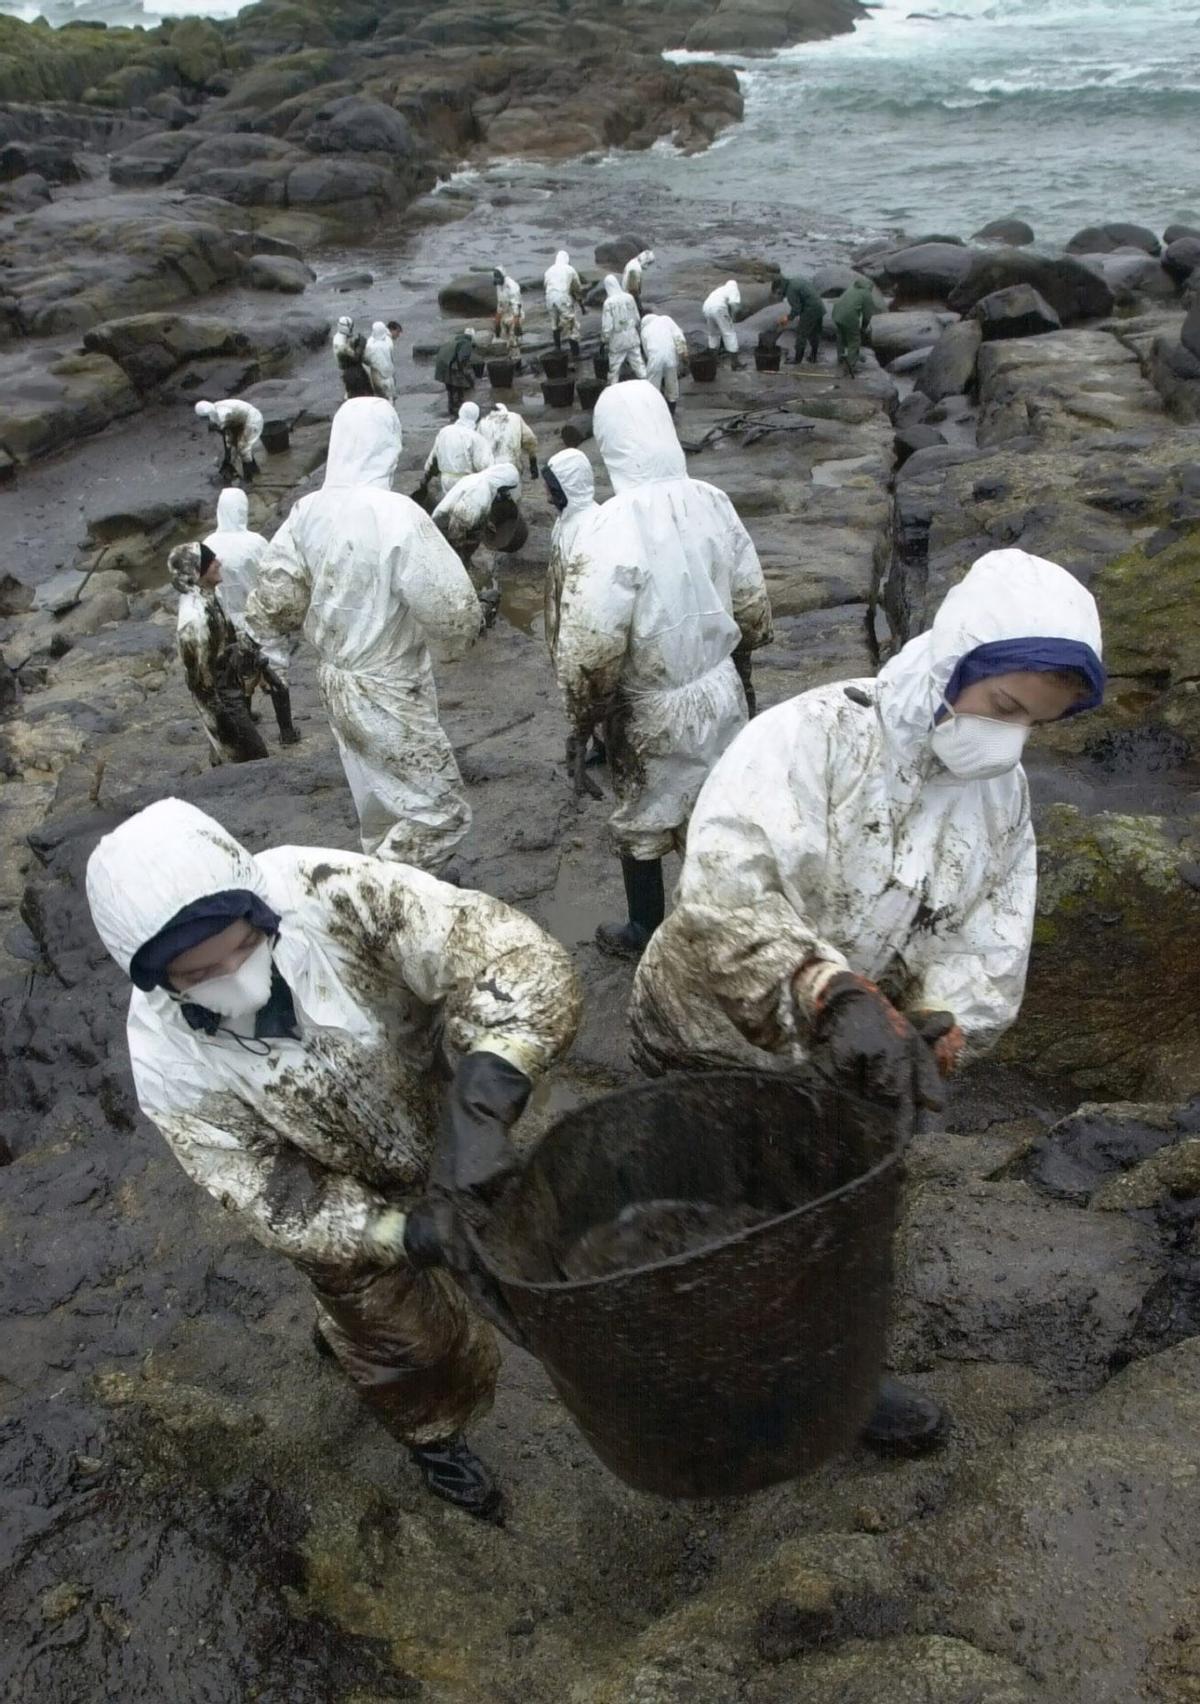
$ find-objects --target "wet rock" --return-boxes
[894,423,945,466]
[1066,220,1161,257]
[1025,1101,1183,1203]
[970,284,1060,340]
[437,271,498,316]
[862,241,973,304]
[83,313,251,391]
[322,268,374,291]
[971,217,1035,246]
[143,90,197,129]
[304,96,421,157]
[915,320,981,402]
[286,157,396,210]
[869,310,954,363]
[683,0,866,53]
[594,235,651,268]
[888,348,931,375]
[748,1636,1043,1703]
[244,254,313,294]
[947,247,1115,325]
[895,391,933,429]
[1163,236,1200,289]
[1183,302,1200,361]
[975,329,1162,447]
[812,262,867,296]
[0,138,81,185]
[0,350,138,465]
[109,128,200,186]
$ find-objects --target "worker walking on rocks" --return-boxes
[433,462,524,629]
[245,397,480,874]
[434,328,477,418]
[480,403,539,481]
[420,401,492,504]
[86,796,582,1523]
[543,250,584,357]
[332,315,372,398]
[639,312,689,415]
[544,447,603,782]
[493,266,523,356]
[195,398,264,484]
[170,542,296,763]
[621,248,655,313]
[363,319,398,405]
[832,278,877,378]
[552,382,771,957]
[702,279,744,370]
[204,488,297,739]
[601,274,647,385]
[770,271,825,364]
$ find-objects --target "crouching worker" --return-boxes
[87,798,582,1522]
[630,549,1105,1451]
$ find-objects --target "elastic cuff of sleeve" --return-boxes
[469,1039,540,1081]
[793,958,847,1017]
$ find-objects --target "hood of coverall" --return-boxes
[593,380,686,490]
[336,315,353,334]
[194,401,217,422]
[489,403,509,420]
[555,250,570,266]
[370,319,388,337]
[724,279,741,307]
[636,249,655,267]
[458,401,480,426]
[603,274,623,297]
[485,461,520,496]
[547,448,595,516]
[215,488,249,533]
[322,397,402,491]
[875,549,1104,764]
[87,799,272,976]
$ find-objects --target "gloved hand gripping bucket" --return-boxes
[464,1068,906,1499]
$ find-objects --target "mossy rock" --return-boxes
[0,14,150,103]
[1094,526,1200,683]
[1002,803,1200,1097]
[219,50,336,111]
[166,18,226,87]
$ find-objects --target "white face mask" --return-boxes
[183,937,275,1019]
[930,705,1030,781]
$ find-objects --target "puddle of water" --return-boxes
[498,562,546,636]
[811,454,875,488]
[540,850,620,947]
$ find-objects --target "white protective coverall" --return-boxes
[195,399,264,471]
[543,448,598,664]
[433,462,521,621]
[640,313,689,405]
[543,250,583,342]
[425,401,492,500]
[494,269,523,353]
[479,403,538,478]
[702,280,742,353]
[631,549,1104,1074]
[362,320,397,405]
[204,488,287,675]
[553,382,772,859]
[601,275,647,385]
[86,797,582,1445]
[621,248,655,307]
[244,397,480,872]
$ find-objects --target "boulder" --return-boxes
[888,348,932,375]
[1164,222,1200,245]
[971,217,1035,246]
[947,248,1115,325]
[1078,250,1176,304]
[285,157,393,208]
[0,139,80,185]
[860,241,973,303]
[811,263,866,297]
[868,309,953,363]
[177,133,297,175]
[437,271,499,316]
[916,320,982,402]
[1184,302,1200,361]
[83,313,250,390]
[894,423,944,466]
[243,254,312,294]
[108,129,198,186]
[321,268,374,291]
[1066,221,1161,257]
[183,166,292,207]
[895,391,933,429]
[0,351,138,464]
[304,97,420,157]
[0,171,50,211]
[1163,236,1200,289]
[594,235,650,268]
[143,91,196,129]
[969,284,1060,340]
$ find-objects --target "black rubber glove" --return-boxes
[430,1050,532,1223]
[812,973,944,1112]
[910,1008,966,1079]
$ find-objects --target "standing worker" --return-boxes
[363,319,398,405]
[432,462,524,630]
[420,401,492,504]
[244,398,480,874]
[770,271,826,365]
[832,277,877,378]
[543,447,603,784]
[434,328,477,418]
[639,312,689,416]
[601,274,647,386]
[204,488,295,735]
[480,403,539,481]
[170,543,296,763]
[86,796,582,1521]
[543,249,584,358]
[332,316,371,398]
[552,382,772,957]
[702,280,744,371]
[493,266,523,356]
[621,248,655,313]
[194,398,264,484]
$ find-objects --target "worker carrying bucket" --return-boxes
[405,1065,937,1500]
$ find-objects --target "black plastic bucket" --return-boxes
[488,358,515,389]
[541,378,576,409]
[542,350,570,380]
[577,377,604,410]
[467,1068,905,1499]
[261,419,290,453]
[690,350,718,382]
[754,348,782,372]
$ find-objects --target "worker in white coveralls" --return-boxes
[194,398,264,482]
[244,397,479,873]
[551,381,772,957]
[200,492,298,745]
[600,274,647,385]
[479,403,539,481]
[639,312,689,416]
[621,248,655,311]
[421,401,492,503]
[362,319,398,405]
[492,266,523,355]
[702,279,744,369]
[87,797,582,1522]
[543,249,584,356]
[433,462,524,629]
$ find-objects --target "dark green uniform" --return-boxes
[776,274,825,363]
[831,279,876,377]
[434,332,476,417]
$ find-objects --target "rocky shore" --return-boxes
[3,4,1200,1699]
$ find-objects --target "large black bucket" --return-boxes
[467,1068,905,1499]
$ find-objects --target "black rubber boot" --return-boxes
[553,326,562,351]
[569,338,581,362]
[861,1376,948,1458]
[409,1436,505,1523]
[595,855,665,959]
[269,682,301,746]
